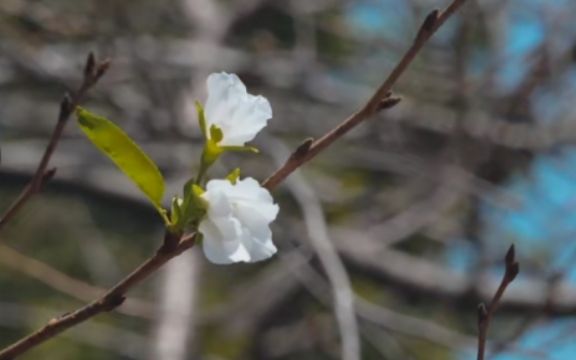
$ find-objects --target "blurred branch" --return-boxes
[0,233,197,360]
[338,239,575,315]
[392,101,576,150]
[366,165,469,249]
[282,248,476,350]
[151,251,199,360]
[0,301,149,359]
[0,243,154,318]
[0,53,109,232]
[265,138,361,360]
[263,0,468,189]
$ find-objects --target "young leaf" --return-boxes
[76,107,166,209]
[195,101,208,138]
[226,168,241,184]
[209,125,223,144]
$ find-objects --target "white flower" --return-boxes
[204,72,272,146]
[199,177,279,264]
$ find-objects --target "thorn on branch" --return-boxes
[416,9,440,43]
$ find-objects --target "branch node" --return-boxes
[377,96,402,111]
[39,168,57,189]
[159,230,181,254]
[102,295,126,311]
[291,137,314,160]
[59,94,73,121]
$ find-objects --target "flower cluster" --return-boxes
[77,72,279,265]
[174,72,279,265]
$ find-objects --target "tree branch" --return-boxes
[0,234,196,360]
[477,245,519,360]
[262,0,467,190]
[0,243,154,318]
[0,53,109,232]
[0,0,468,357]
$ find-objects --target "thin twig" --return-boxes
[0,53,110,231]
[477,245,520,360]
[262,0,467,190]
[0,1,467,357]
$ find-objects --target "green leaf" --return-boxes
[195,101,208,138]
[76,107,166,209]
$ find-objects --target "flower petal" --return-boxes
[203,72,272,146]
[232,178,279,222]
[200,177,279,265]
[200,217,250,264]
[244,235,277,262]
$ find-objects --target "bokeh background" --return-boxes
[2,0,576,359]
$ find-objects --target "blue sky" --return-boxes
[348,0,576,358]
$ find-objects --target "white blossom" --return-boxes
[199,177,279,264]
[204,72,272,146]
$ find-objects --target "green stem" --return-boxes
[195,150,209,185]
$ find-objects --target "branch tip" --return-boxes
[84,52,96,79]
[506,262,520,282]
[505,244,515,266]
[416,9,440,42]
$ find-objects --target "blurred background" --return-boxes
[2,0,576,359]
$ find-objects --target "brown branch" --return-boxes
[0,243,154,319]
[477,245,520,360]
[0,53,110,232]
[0,0,468,357]
[262,0,467,190]
[0,233,197,360]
